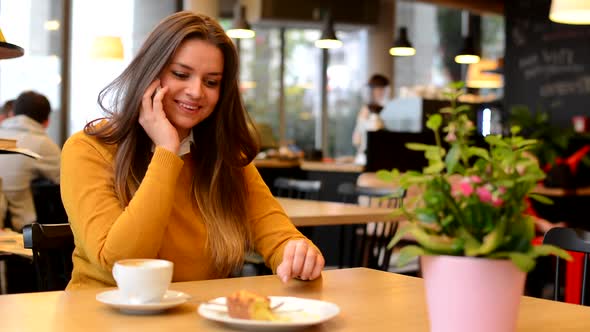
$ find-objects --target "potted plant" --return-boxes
[377,82,571,332]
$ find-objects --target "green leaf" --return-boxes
[423,162,445,174]
[396,245,427,267]
[472,217,506,255]
[455,104,471,114]
[467,147,490,160]
[508,252,536,272]
[388,225,416,249]
[406,143,435,151]
[528,193,553,205]
[426,114,442,131]
[450,81,465,89]
[376,169,396,182]
[510,126,521,135]
[514,139,539,148]
[410,227,464,255]
[445,145,461,173]
[531,244,572,261]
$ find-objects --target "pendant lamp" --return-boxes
[389,27,416,56]
[550,0,590,24]
[455,35,480,64]
[315,11,342,49]
[227,3,255,39]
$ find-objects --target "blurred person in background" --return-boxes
[0,99,14,123]
[0,91,60,231]
[352,74,390,165]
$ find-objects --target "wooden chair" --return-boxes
[543,227,590,305]
[23,222,74,291]
[337,183,405,271]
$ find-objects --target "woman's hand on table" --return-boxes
[277,239,324,283]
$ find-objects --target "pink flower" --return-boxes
[470,175,482,184]
[445,131,457,142]
[452,178,474,197]
[476,186,493,204]
[491,196,504,207]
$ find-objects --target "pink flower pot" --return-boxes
[421,255,526,332]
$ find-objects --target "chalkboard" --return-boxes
[505,0,590,129]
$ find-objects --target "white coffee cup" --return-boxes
[112,259,173,304]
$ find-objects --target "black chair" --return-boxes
[31,180,68,224]
[273,177,322,200]
[23,222,74,291]
[337,183,406,271]
[543,227,590,305]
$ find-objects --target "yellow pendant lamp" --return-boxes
[550,0,590,24]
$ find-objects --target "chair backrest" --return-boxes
[273,177,322,200]
[23,222,74,291]
[543,227,590,305]
[31,180,68,224]
[337,183,406,271]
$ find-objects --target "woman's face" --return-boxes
[159,38,224,140]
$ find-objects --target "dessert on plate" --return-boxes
[226,290,275,321]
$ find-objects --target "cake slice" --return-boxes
[226,290,275,320]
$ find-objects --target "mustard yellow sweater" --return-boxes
[61,131,308,289]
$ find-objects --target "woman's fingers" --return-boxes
[141,79,161,113]
[277,240,324,283]
[290,240,309,276]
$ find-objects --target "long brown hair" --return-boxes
[85,11,260,277]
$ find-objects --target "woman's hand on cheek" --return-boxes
[139,79,180,154]
[276,239,324,284]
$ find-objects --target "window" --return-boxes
[0,0,64,143]
[237,26,366,158]
[68,0,177,136]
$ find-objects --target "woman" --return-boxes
[61,11,324,289]
[352,74,389,165]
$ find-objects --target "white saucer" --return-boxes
[96,289,191,314]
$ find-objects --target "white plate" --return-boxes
[96,289,191,314]
[198,296,340,331]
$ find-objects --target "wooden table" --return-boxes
[0,230,31,258]
[533,183,590,197]
[0,199,395,258]
[0,268,588,331]
[277,198,397,227]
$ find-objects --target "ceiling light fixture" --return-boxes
[315,11,342,49]
[455,36,480,64]
[227,3,255,39]
[389,27,416,57]
[549,0,590,24]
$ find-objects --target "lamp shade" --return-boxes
[91,36,124,60]
[227,4,255,39]
[0,28,24,59]
[455,36,480,64]
[315,12,342,49]
[389,27,416,56]
[550,0,590,24]
[466,58,503,89]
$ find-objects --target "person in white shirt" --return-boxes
[0,91,60,231]
[0,99,14,123]
[352,74,390,165]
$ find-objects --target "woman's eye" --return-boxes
[205,80,220,87]
[172,71,189,79]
